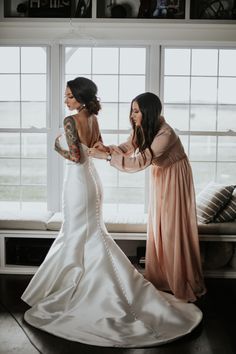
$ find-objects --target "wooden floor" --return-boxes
[0,275,236,354]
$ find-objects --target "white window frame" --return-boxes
[0,44,51,211]
[160,44,236,192]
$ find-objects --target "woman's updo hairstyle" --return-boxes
[67,77,101,115]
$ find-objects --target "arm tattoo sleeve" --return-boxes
[54,116,81,162]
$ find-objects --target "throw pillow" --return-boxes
[196,182,235,224]
[214,189,236,222]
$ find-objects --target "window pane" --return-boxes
[179,135,189,154]
[217,163,236,185]
[0,47,19,73]
[0,102,20,128]
[219,50,236,77]
[164,48,190,75]
[21,186,46,202]
[22,102,47,128]
[120,48,146,74]
[191,77,217,104]
[164,104,189,130]
[98,103,118,130]
[189,136,216,161]
[0,75,20,100]
[0,186,20,202]
[93,75,118,102]
[21,47,47,73]
[21,74,46,101]
[65,74,91,84]
[0,159,20,184]
[192,49,218,76]
[119,76,145,102]
[104,187,144,204]
[164,77,190,103]
[22,133,47,158]
[119,187,144,204]
[64,105,77,117]
[218,137,236,161]
[0,133,20,157]
[119,170,145,188]
[93,48,118,74]
[218,105,236,131]
[218,78,236,104]
[118,133,130,145]
[100,133,118,146]
[65,47,92,75]
[119,103,131,130]
[22,159,47,184]
[103,203,144,215]
[191,162,216,194]
[190,105,217,131]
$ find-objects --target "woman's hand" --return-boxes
[88,148,108,160]
[93,141,110,153]
[54,135,61,150]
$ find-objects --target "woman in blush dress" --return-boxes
[89,92,206,303]
[21,81,203,348]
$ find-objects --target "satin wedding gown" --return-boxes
[21,143,202,348]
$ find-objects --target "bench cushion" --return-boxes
[198,220,236,235]
[46,212,63,231]
[47,212,148,233]
[104,213,148,233]
[47,213,236,234]
[1,211,236,235]
[0,211,53,230]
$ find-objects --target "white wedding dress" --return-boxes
[21,143,202,348]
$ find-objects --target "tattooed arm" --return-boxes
[54,116,81,163]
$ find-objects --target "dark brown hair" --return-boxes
[67,77,101,115]
[130,92,162,162]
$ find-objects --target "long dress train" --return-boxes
[21,144,202,348]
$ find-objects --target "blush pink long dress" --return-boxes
[110,117,206,302]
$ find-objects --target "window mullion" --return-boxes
[47,43,61,212]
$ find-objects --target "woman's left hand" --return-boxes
[88,148,108,160]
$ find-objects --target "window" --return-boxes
[1,44,235,213]
[0,46,48,211]
[63,46,147,215]
[162,47,236,193]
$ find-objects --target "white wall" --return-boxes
[0,17,236,45]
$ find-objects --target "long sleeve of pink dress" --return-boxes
[109,117,206,302]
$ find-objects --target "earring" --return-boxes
[78,104,86,112]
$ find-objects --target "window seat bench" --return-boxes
[0,211,236,278]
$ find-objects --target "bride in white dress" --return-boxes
[21,77,202,348]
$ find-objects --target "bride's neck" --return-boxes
[75,109,90,120]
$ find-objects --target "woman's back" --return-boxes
[72,113,101,148]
